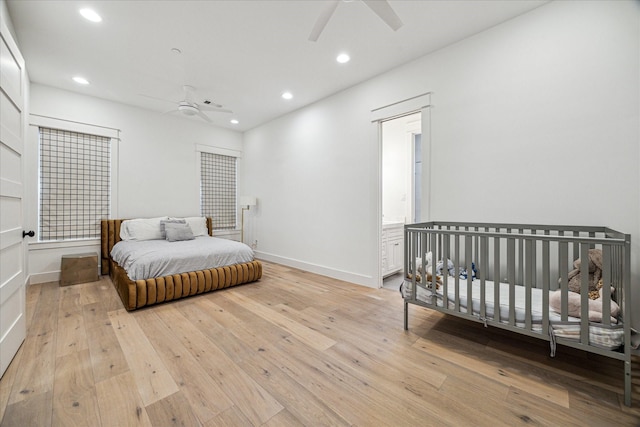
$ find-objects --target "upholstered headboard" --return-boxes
[100,217,213,275]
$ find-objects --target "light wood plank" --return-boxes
[95,371,152,427]
[413,336,570,407]
[145,391,200,427]
[52,349,101,427]
[180,297,261,362]
[0,343,23,423]
[143,303,284,426]
[135,307,234,424]
[238,352,350,426]
[260,334,437,426]
[223,291,337,351]
[55,309,88,357]
[261,408,303,427]
[83,303,129,384]
[2,390,53,427]
[108,309,179,406]
[202,405,253,427]
[7,283,59,406]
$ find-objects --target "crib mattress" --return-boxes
[402,279,624,350]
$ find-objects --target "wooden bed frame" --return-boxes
[100,218,262,311]
[403,221,633,406]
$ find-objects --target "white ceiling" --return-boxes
[6,0,548,132]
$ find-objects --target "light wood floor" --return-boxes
[1,261,639,426]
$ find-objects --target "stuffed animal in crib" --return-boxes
[415,251,433,273]
[405,272,443,290]
[549,281,620,324]
[566,248,603,294]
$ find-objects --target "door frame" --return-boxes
[371,92,432,288]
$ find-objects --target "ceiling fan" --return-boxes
[141,85,232,123]
[309,0,404,42]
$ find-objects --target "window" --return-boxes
[39,127,111,241]
[200,151,237,230]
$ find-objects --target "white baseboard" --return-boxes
[28,255,378,289]
[255,251,377,288]
[29,266,104,286]
[28,271,60,285]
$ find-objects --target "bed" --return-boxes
[402,221,634,406]
[101,217,262,311]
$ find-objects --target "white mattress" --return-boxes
[403,278,624,349]
[111,236,255,280]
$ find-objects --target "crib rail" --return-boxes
[403,221,632,406]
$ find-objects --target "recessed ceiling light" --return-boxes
[79,8,102,23]
[281,91,293,100]
[230,119,239,125]
[72,76,90,85]
[336,53,350,64]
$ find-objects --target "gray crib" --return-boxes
[402,221,632,406]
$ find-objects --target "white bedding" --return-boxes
[403,278,624,349]
[406,278,560,324]
[111,236,255,281]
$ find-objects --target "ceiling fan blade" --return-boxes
[309,0,339,42]
[199,104,233,113]
[139,93,177,104]
[362,0,403,31]
[197,111,213,123]
[199,100,223,109]
[161,109,179,115]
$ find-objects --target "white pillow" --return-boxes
[171,216,208,237]
[120,217,169,240]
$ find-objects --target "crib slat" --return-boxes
[559,241,569,320]
[601,245,612,325]
[454,233,460,312]
[429,232,437,305]
[466,235,473,316]
[580,243,590,344]
[542,239,550,335]
[531,229,537,286]
[518,229,524,287]
[494,235,501,323]
[443,233,450,308]
[525,238,533,330]
[507,237,516,326]
[480,235,488,320]
[410,229,418,302]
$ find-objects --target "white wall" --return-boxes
[26,84,243,283]
[243,0,640,324]
[242,91,380,285]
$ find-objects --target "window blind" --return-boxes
[39,127,110,240]
[200,152,237,229]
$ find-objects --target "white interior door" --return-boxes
[0,17,27,377]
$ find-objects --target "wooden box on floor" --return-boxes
[60,253,98,286]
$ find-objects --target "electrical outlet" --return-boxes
[252,240,258,250]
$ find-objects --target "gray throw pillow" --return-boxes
[165,222,195,242]
[160,219,186,238]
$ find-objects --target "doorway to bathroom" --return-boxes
[372,91,431,289]
[381,112,422,290]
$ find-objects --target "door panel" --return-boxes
[0,16,26,378]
